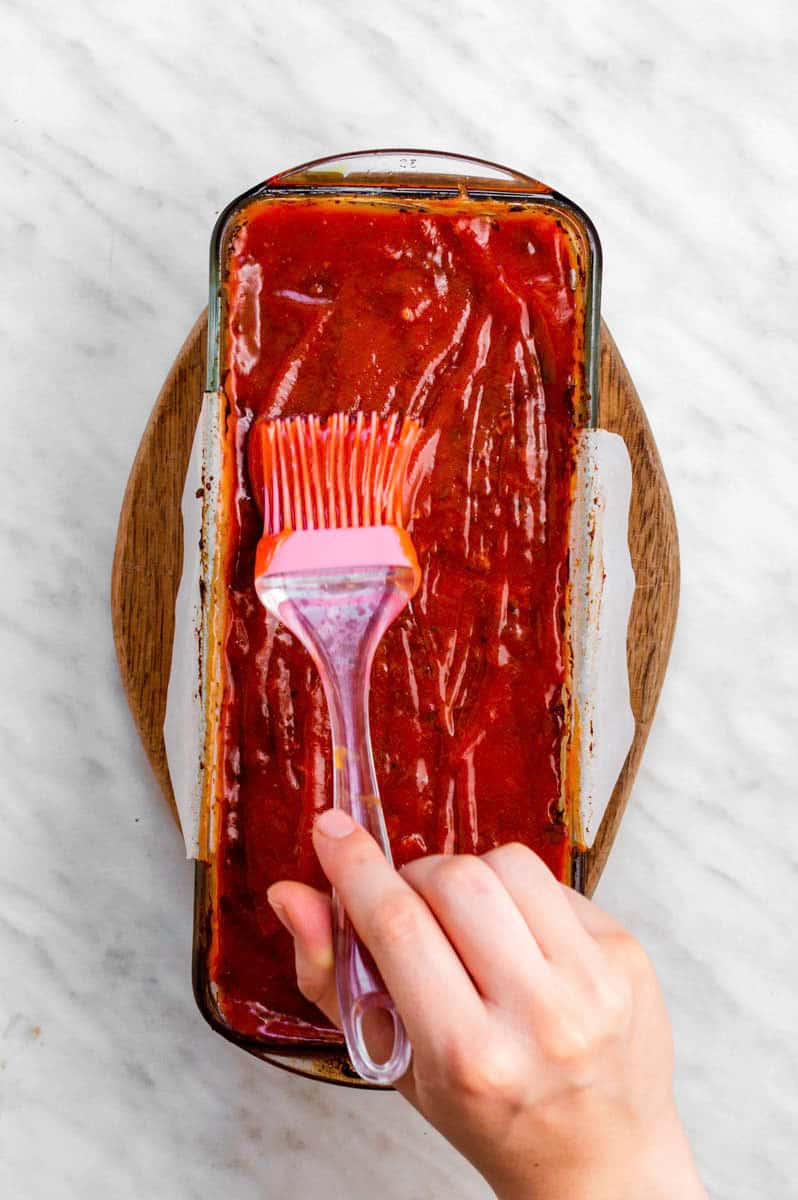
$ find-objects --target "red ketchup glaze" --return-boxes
[211,196,582,1042]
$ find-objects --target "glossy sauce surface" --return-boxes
[211,195,582,1041]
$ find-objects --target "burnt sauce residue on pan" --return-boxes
[212,196,583,1041]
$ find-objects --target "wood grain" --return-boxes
[111,311,207,820]
[583,327,680,893]
[111,315,679,886]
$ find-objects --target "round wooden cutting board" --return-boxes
[111,314,679,896]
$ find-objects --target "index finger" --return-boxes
[312,808,486,1058]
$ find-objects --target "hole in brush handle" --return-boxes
[344,993,411,1087]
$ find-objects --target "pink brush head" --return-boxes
[248,412,423,591]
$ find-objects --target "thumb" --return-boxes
[267,881,341,1027]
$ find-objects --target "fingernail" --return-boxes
[267,894,295,936]
[315,808,357,839]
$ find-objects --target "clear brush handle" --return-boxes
[259,569,414,1086]
[325,666,411,1086]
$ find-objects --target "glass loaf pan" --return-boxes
[193,150,602,1086]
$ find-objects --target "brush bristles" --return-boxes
[255,412,421,535]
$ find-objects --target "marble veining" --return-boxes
[0,0,795,1196]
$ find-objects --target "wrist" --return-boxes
[625,1103,707,1200]
[491,1104,706,1200]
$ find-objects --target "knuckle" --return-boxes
[369,892,421,950]
[295,970,325,1005]
[597,974,633,1026]
[447,1039,525,1103]
[342,839,382,873]
[295,961,333,1008]
[431,854,492,897]
[540,977,631,1070]
[493,841,534,868]
[484,842,554,890]
[584,987,632,1054]
[541,1016,592,1068]
[607,931,652,982]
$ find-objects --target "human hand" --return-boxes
[267,809,707,1200]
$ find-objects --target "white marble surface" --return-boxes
[1,1,796,1196]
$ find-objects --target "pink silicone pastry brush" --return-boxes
[248,411,421,1085]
